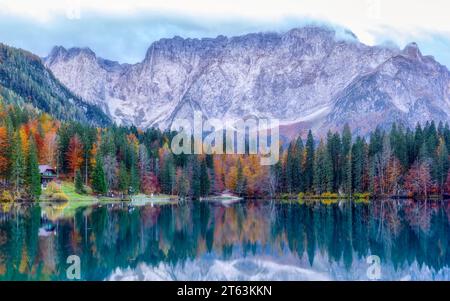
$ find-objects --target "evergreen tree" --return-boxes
[160,153,175,194]
[176,169,190,199]
[74,169,85,194]
[92,155,107,194]
[285,137,303,193]
[129,164,140,195]
[341,124,352,194]
[269,147,283,196]
[434,138,449,191]
[25,136,41,200]
[9,132,24,191]
[314,140,333,194]
[191,156,201,199]
[304,130,315,192]
[351,137,365,193]
[390,123,408,168]
[118,162,129,196]
[326,131,341,191]
[200,159,210,197]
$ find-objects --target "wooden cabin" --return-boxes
[39,165,57,188]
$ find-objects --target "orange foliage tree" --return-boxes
[445,169,450,194]
[0,127,9,180]
[404,161,433,198]
[66,134,84,178]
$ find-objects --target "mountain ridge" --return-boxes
[43,26,450,137]
[0,43,111,126]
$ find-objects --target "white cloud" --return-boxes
[1,0,450,65]
[2,0,450,40]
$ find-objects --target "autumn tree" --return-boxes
[0,126,10,182]
[66,134,84,178]
[405,161,433,198]
[444,169,450,194]
[235,158,247,196]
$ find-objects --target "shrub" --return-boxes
[320,192,339,199]
[0,191,14,203]
[45,181,62,195]
[353,192,371,200]
[280,193,291,200]
[50,192,69,203]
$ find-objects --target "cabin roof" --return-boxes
[38,165,56,174]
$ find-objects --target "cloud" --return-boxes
[0,0,450,66]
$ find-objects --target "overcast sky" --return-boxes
[1,0,450,66]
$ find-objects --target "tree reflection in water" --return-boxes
[0,200,449,280]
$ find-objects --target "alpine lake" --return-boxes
[0,198,449,281]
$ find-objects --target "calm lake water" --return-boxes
[0,199,449,281]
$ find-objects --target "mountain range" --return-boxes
[4,26,450,137]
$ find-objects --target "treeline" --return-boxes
[274,123,450,198]
[1,98,450,200]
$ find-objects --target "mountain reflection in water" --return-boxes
[0,200,449,281]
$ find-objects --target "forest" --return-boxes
[0,98,450,201]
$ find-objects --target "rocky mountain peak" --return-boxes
[43,26,450,137]
[402,42,422,59]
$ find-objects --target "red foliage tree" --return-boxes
[0,127,9,180]
[141,171,160,194]
[404,161,433,198]
[444,169,450,194]
[66,134,84,178]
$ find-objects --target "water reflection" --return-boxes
[0,200,449,280]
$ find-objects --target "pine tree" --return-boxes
[129,148,140,195]
[341,124,352,194]
[25,136,41,200]
[129,164,140,195]
[118,162,129,196]
[304,130,315,192]
[74,169,85,194]
[326,131,341,191]
[200,159,210,197]
[313,140,327,194]
[176,168,189,199]
[434,138,449,192]
[10,132,24,192]
[191,156,201,199]
[160,153,175,194]
[285,138,303,193]
[92,155,107,194]
[352,137,367,193]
